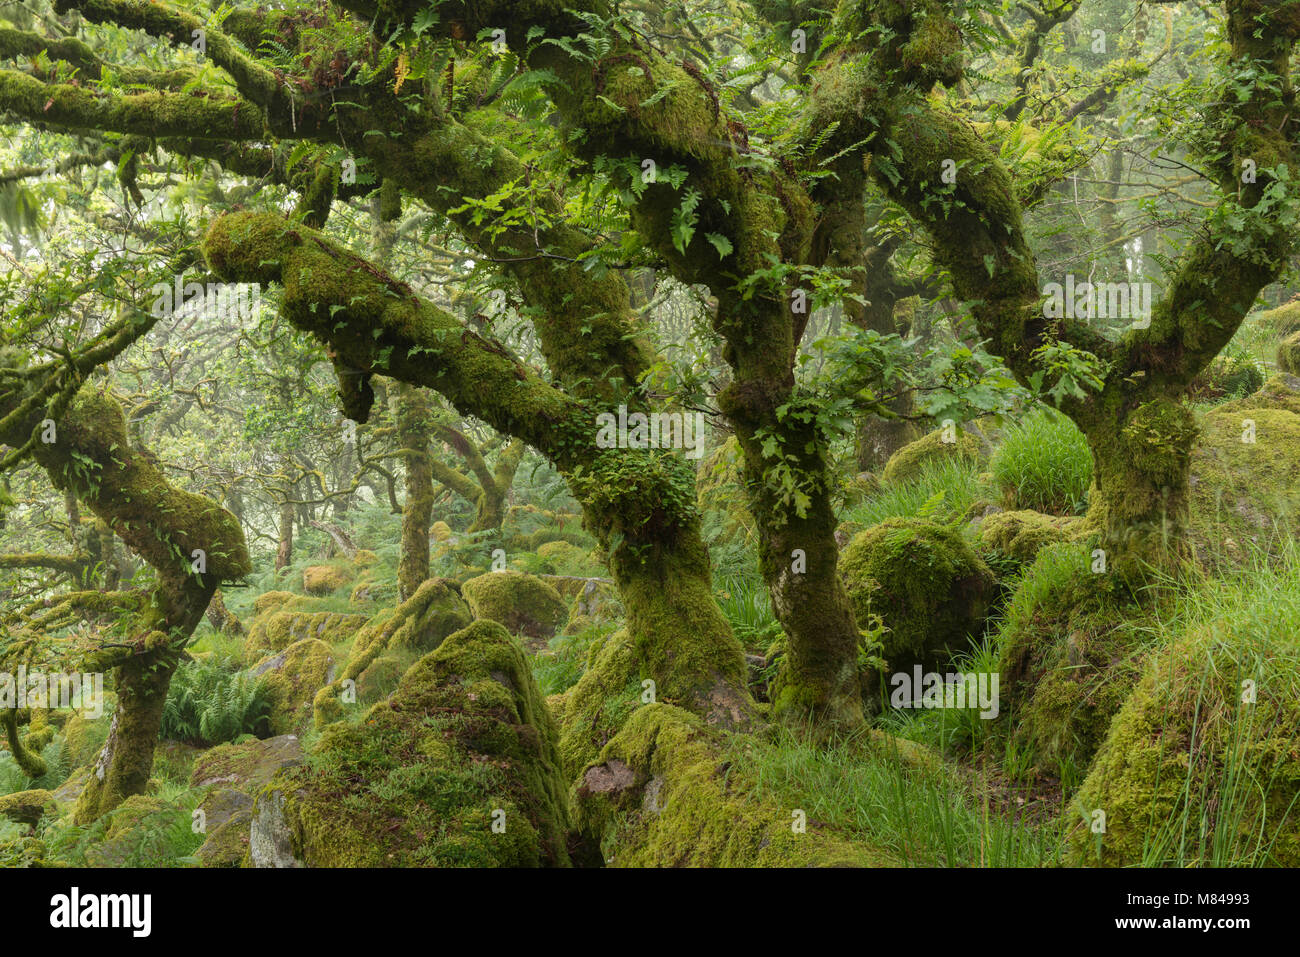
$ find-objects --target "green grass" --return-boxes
[989,406,1092,514]
[842,458,987,529]
[729,724,1066,867]
[1127,546,1300,866]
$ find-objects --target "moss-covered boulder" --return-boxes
[535,540,602,577]
[840,519,997,672]
[189,734,305,868]
[302,564,352,595]
[461,571,569,648]
[349,574,398,609]
[1255,298,1300,336]
[1188,403,1300,566]
[881,428,983,485]
[974,509,1082,566]
[82,794,200,867]
[430,520,453,542]
[1067,622,1300,867]
[252,620,572,867]
[244,609,369,659]
[252,590,299,618]
[0,789,57,828]
[575,705,890,866]
[1215,373,1300,416]
[995,544,1148,775]
[1278,332,1300,375]
[252,639,337,736]
[313,578,472,726]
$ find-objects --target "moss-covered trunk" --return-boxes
[1085,397,1199,585]
[74,652,178,823]
[394,383,433,601]
[274,498,294,571]
[730,425,865,727]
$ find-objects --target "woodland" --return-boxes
[0,0,1298,868]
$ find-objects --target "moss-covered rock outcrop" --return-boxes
[244,608,369,659]
[974,509,1082,567]
[995,544,1148,775]
[840,519,997,673]
[881,428,983,485]
[461,571,569,648]
[189,734,305,868]
[575,704,890,866]
[253,620,573,867]
[1067,619,1300,867]
[252,639,336,736]
[313,577,472,725]
[1188,402,1300,566]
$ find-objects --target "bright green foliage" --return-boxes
[990,408,1092,515]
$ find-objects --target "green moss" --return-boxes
[975,509,1082,566]
[256,620,572,867]
[302,564,353,595]
[574,705,888,866]
[1279,331,1300,375]
[1188,404,1300,566]
[1067,623,1300,866]
[881,428,983,485]
[840,518,996,672]
[252,590,299,618]
[1214,373,1300,416]
[254,639,337,736]
[430,521,453,542]
[0,789,57,827]
[313,578,472,726]
[1191,351,1266,399]
[1253,299,1300,335]
[244,609,369,659]
[461,571,569,647]
[994,543,1148,774]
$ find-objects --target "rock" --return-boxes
[840,518,997,672]
[189,734,305,868]
[882,428,984,485]
[244,609,369,658]
[302,564,352,595]
[1188,399,1300,566]
[253,639,336,736]
[1068,616,1300,866]
[0,789,57,827]
[461,571,568,649]
[255,620,573,867]
[974,509,1082,566]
